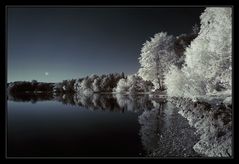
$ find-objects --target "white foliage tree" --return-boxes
[183,7,232,98]
[115,78,128,93]
[164,65,187,97]
[114,74,153,94]
[138,32,177,90]
[92,78,101,92]
[74,73,124,94]
[165,7,232,101]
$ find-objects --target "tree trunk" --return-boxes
[159,79,163,91]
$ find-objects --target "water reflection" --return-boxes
[138,101,201,157]
[8,92,155,113]
[8,92,54,103]
[7,92,231,157]
[7,92,200,157]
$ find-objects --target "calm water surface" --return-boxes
[7,93,200,157]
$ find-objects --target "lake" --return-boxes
[8,93,229,158]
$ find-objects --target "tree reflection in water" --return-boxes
[138,100,201,157]
[8,92,200,157]
[8,92,154,112]
[8,92,231,157]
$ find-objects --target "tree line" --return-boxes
[8,8,232,104]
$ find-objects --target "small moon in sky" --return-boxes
[45,72,49,76]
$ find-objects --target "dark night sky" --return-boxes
[7,7,205,83]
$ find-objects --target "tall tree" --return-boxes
[138,32,177,90]
[165,7,232,100]
[182,7,232,97]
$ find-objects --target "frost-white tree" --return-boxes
[165,7,232,101]
[164,65,187,97]
[114,74,153,94]
[114,78,128,93]
[138,32,177,90]
[74,73,124,94]
[183,7,232,98]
